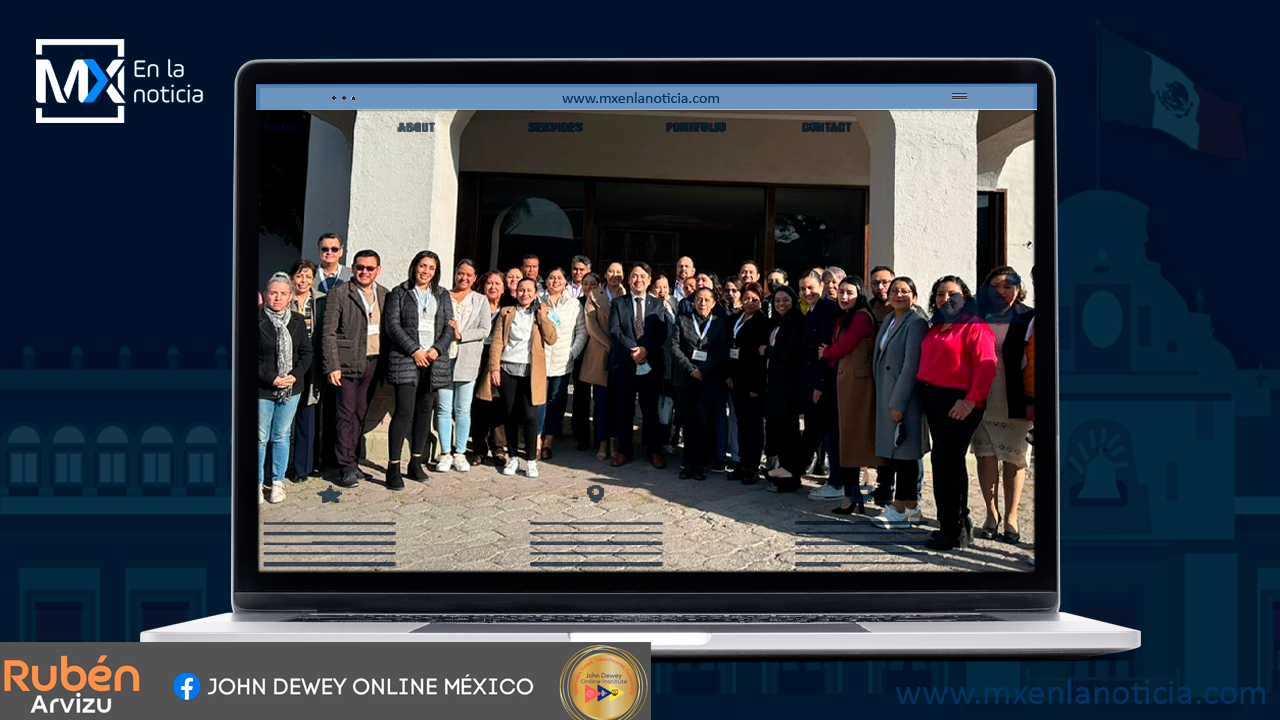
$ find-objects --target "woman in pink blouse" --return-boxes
[917,276,998,551]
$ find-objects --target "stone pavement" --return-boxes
[259,445,1036,574]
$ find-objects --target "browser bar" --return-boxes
[255,84,1036,110]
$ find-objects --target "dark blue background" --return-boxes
[10,2,1276,716]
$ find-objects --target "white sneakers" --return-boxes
[259,486,265,505]
[436,453,473,473]
[526,460,539,479]
[268,483,286,504]
[808,483,845,500]
[872,506,922,528]
[502,457,520,476]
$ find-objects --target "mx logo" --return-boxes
[36,39,126,123]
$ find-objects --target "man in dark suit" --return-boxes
[608,262,669,468]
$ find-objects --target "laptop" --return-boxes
[143,58,1139,657]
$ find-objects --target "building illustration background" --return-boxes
[9,7,1277,717]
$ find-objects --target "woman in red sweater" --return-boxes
[918,276,998,551]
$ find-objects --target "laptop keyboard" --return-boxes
[291,613,995,624]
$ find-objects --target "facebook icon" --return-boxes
[173,673,201,700]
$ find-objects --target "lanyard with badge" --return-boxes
[730,313,746,359]
[691,316,712,362]
[358,286,379,337]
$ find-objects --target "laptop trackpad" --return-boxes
[569,632,711,646]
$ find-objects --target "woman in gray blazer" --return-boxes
[871,276,931,527]
[434,259,493,473]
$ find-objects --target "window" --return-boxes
[6,425,40,486]
[976,191,1007,285]
[140,426,173,485]
[96,425,129,486]
[124,568,206,641]
[185,426,218,485]
[20,568,99,642]
[51,426,85,485]
[774,187,866,286]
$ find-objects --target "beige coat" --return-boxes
[483,305,558,405]
[579,287,616,387]
[835,308,879,468]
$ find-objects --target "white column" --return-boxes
[860,110,978,290]
[347,110,474,283]
[301,112,354,265]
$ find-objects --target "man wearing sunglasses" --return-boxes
[321,249,388,487]
[315,233,352,293]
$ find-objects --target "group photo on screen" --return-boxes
[254,108,1038,573]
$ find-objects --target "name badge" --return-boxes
[729,348,740,360]
[636,362,651,376]
[691,349,708,362]
[367,324,379,337]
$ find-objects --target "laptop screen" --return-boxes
[245,71,1044,583]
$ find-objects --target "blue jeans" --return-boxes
[435,379,476,456]
[258,394,301,484]
[538,375,569,436]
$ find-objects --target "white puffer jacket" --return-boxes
[543,293,587,377]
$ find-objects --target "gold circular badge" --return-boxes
[558,646,648,720]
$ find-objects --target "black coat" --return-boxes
[994,305,1035,419]
[800,297,841,396]
[321,281,389,379]
[607,293,669,376]
[765,310,805,418]
[668,313,730,390]
[385,283,455,388]
[258,311,314,400]
[728,310,771,396]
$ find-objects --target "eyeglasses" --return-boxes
[320,246,342,253]
[353,264,378,272]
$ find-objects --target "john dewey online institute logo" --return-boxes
[36,38,205,124]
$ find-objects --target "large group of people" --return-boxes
[258,233,1036,552]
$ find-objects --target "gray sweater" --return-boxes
[449,290,494,383]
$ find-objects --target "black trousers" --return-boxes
[732,387,766,474]
[613,371,662,457]
[571,354,594,446]
[318,384,340,469]
[389,368,436,463]
[334,357,379,472]
[766,410,800,467]
[677,385,723,471]
[783,390,835,475]
[922,383,986,538]
[500,370,539,461]
[878,459,923,502]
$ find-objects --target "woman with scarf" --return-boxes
[258,272,313,504]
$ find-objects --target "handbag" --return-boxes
[658,395,675,425]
